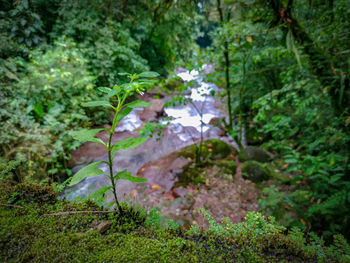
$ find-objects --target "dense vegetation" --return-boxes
[198,0,350,241]
[1,0,350,261]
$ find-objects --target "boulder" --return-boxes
[147,99,165,114]
[241,160,270,183]
[241,146,271,163]
[139,99,165,122]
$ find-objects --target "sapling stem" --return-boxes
[107,91,130,214]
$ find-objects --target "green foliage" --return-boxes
[0,38,102,181]
[199,0,350,240]
[69,71,159,211]
[53,8,149,87]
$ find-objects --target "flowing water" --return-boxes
[64,65,237,203]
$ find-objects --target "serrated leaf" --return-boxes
[69,161,104,186]
[125,100,152,109]
[72,129,106,145]
[115,169,147,183]
[116,107,132,123]
[111,137,148,158]
[82,101,113,108]
[138,71,160,78]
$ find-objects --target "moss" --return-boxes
[1,186,349,262]
[4,182,58,205]
[175,164,206,187]
[178,139,235,161]
[241,160,271,183]
[216,159,237,177]
[239,146,271,163]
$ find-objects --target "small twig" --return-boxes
[44,210,119,216]
[0,203,24,209]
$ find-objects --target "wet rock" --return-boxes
[205,127,226,137]
[140,99,165,122]
[137,152,190,192]
[147,99,165,114]
[241,160,270,183]
[97,220,112,234]
[241,146,271,163]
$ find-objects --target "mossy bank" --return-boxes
[1,183,350,263]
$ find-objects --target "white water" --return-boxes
[64,65,234,202]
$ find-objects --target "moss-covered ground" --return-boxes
[1,183,350,263]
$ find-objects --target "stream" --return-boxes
[64,65,257,227]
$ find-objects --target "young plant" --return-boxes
[68,71,159,213]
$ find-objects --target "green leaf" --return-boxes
[138,71,160,78]
[98,87,112,93]
[116,107,132,123]
[111,137,148,158]
[72,129,106,145]
[125,100,152,109]
[69,161,104,186]
[82,101,114,108]
[115,170,147,183]
[33,103,44,118]
[108,88,121,98]
[89,186,112,203]
[286,30,302,68]
[118,72,130,76]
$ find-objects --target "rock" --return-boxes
[137,152,190,191]
[147,99,165,114]
[209,117,222,126]
[97,220,112,234]
[139,99,165,122]
[205,127,225,137]
[241,146,271,163]
[172,186,188,198]
[139,110,157,122]
[241,160,270,183]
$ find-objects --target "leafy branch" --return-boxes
[69,71,159,214]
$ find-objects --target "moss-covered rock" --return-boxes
[241,160,271,183]
[216,159,237,177]
[240,146,271,163]
[178,139,235,161]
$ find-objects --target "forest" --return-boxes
[1,0,350,262]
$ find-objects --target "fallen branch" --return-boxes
[44,210,119,216]
[0,203,24,209]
